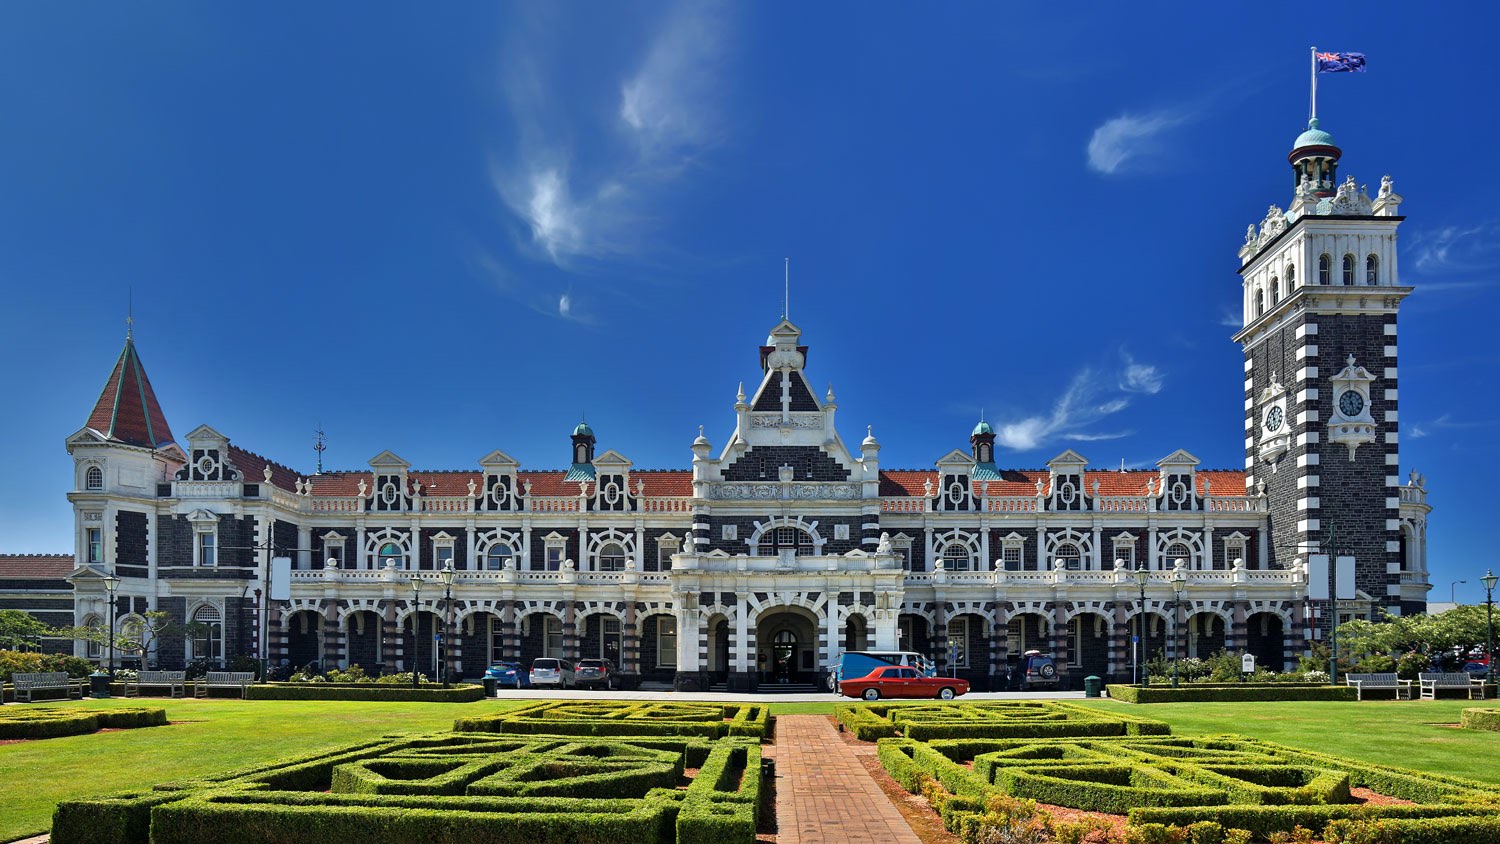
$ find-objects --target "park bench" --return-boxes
[1344,673,1412,701]
[123,670,188,698]
[1418,672,1490,700]
[12,672,85,703]
[194,671,256,699]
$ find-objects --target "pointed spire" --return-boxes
[84,336,175,448]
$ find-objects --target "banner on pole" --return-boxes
[270,556,292,601]
[1306,554,1356,601]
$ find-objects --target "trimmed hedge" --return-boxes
[1460,707,1500,732]
[246,683,484,703]
[53,731,762,844]
[455,701,769,739]
[875,732,1500,843]
[1106,683,1359,703]
[0,706,167,740]
[835,700,1169,741]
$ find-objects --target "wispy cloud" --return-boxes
[1408,424,1428,439]
[1087,110,1190,175]
[992,352,1165,452]
[492,3,729,269]
[1218,307,1243,328]
[1412,221,1500,275]
[1408,413,1494,441]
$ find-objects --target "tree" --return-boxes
[0,610,53,650]
[1336,605,1491,660]
[54,611,206,668]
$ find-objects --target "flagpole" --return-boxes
[1310,46,1317,120]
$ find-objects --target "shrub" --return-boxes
[0,706,166,740]
[835,702,1168,741]
[0,650,94,681]
[1353,654,1397,674]
[455,701,770,739]
[1105,684,1356,704]
[1460,708,1500,732]
[374,672,427,685]
[245,684,483,703]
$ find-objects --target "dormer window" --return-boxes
[85,466,103,490]
[1318,253,1331,285]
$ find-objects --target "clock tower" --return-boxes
[1233,117,1421,617]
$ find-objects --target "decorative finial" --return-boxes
[699,425,705,437]
[314,424,326,475]
[125,288,134,341]
[826,383,835,403]
[736,382,745,402]
[1346,353,1356,368]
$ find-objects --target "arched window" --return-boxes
[1366,254,1379,285]
[1254,289,1264,318]
[1286,265,1295,289]
[1318,254,1331,285]
[1269,276,1279,304]
[598,542,627,572]
[85,466,103,490]
[485,543,511,571]
[378,542,404,569]
[758,526,814,556]
[1055,542,1082,571]
[83,615,103,659]
[1342,254,1355,285]
[1165,543,1192,568]
[941,543,972,572]
[191,605,222,662]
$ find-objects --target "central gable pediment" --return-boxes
[368,450,410,470]
[477,449,520,469]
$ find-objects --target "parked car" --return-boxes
[483,661,530,688]
[839,665,968,701]
[574,659,616,690]
[827,650,933,691]
[528,658,575,688]
[1462,661,1490,680]
[1009,650,1059,690]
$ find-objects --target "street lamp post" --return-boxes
[408,574,423,690]
[1452,580,1467,606]
[1133,564,1150,687]
[1170,567,1188,688]
[439,563,456,689]
[1482,570,1498,679]
[103,573,121,677]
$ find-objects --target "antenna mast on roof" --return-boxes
[783,257,789,321]
[126,288,134,341]
[314,424,326,475]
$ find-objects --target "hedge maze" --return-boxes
[0,707,167,740]
[835,700,1170,741]
[876,732,1500,842]
[1462,708,1500,732]
[456,701,770,738]
[53,722,763,844]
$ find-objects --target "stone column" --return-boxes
[322,602,342,670]
[1108,602,1128,681]
[822,599,839,672]
[563,601,579,662]
[623,601,639,674]
[381,600,399,674]
[501,600,519,662]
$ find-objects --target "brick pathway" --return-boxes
[774,714,922,843]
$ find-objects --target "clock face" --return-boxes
[1338,390,1365,418]
[1264,406,1284,433]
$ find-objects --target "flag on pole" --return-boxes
[1316,52,1366,73]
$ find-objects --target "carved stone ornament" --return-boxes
[706,482,859,500]
[1378,174,1393,198]
[1327,176,1374,216]
[1257,205,1288,247]
[765,349,804,370]
[263,465,273,482]
[357,479,368,497]
[876,532,893,554]
[750,414,821,430]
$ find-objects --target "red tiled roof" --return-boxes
[879,470,936,496]
[228,445,302,492]
[0,554,74,579]
[304,469,694,499]
[881,469,1247,498]
[84,338,176,448]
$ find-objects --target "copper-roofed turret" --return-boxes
[84,335,176,449]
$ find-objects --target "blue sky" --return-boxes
[2,5,1497,601]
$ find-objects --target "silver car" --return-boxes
[528,658,575,688]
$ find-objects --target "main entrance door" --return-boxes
[756,607,818,685]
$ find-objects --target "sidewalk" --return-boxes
[774,714,922,844]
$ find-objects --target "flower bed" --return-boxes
[1106,683,1358,703]
[1461,708,1500,732]
[877,733,1500,843]
[454,701,770,738]
[834,700,1169,741]
[245,683,484,703]
[0,706,167,740]
[52,731,761,844]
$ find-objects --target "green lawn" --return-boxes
[1,696,1495,842]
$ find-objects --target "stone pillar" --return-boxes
[501,600,519,662]
[381,600,400,674]
[822,600,838,673]
[563,601,579,662]
[322,603,342,670]
[623,601,639,674]
[1230,602,1248,653]
[1049,607,1072,687]
[990,609,1009,688]
[932,600,948,673]
[1108,602,1128,681]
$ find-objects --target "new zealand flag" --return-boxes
[1317,52,1367,73]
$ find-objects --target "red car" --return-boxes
[839,665,969,701]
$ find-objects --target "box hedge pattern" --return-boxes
[0,707,167,740]
[834,700,1170,741]
[1460,708,1500,733]
[455,701,769,738]
[52,732,762,844]
[1105,683,1359,704]
[875,732,1500,842]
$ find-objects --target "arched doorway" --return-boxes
[286,610,322,672]
[1245,612,1286,671]
[757,608,818,685]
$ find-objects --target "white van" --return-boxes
[529,658,575,688]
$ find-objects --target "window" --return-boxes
[598,542,626,572]
[434,544,455,569]
[1286,265,1295,289]
[941,543,972,572]
[85,466,103,490]
[191,605,222,661]
[602,617,621,662]
[378,542,403,569]
[1223,534,1249,570]
[898,616,916,652]
[1269,276,1279,304]
[1342,254,1355,285]
[946,617,969,668]
[544,616,564,658]
[1318,253,1331,285]
[892,537,912,570]
[1069,619,1084,667]
[759,526,814,556]
[1254,289,1264,317]
[1113,536,1136,567]
[1366,254,1379,285]
[485,543,512,571]
[544,534,567,571]
[87,528,103,564]
[656,535,680,570]
[657,617,677,667]
[322,533,346,568]
[1002,545,1023,571]
[83,615,102,659]
[197,532,217,567]
[1165,543,1192,568]
[1055,542,1082,571]
[488,616,504,663]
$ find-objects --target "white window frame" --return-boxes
[657,617,678,667]
[321,532,346,568]
[84,465,104,491]
[543,533,567,571]
[190,605,223,661]
[598,542,627,572]
[890,533,913,570]
[1222,532,1249,570]
[656,533,680,570]
[1054,542,1082,571]
[946,616,969,669]
[86,527,104,565]
[602,617,622,662]
[378,542,405,570]
[941,542,972,572]
[544,616,564,658]
[83,615,103,659]
[1112,533,1137,567]
[431,532,456,570]
[1001,533,1026,571]
[1069,619,1085,668]
[197,532,218,567]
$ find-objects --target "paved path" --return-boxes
[774,714,922,844]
